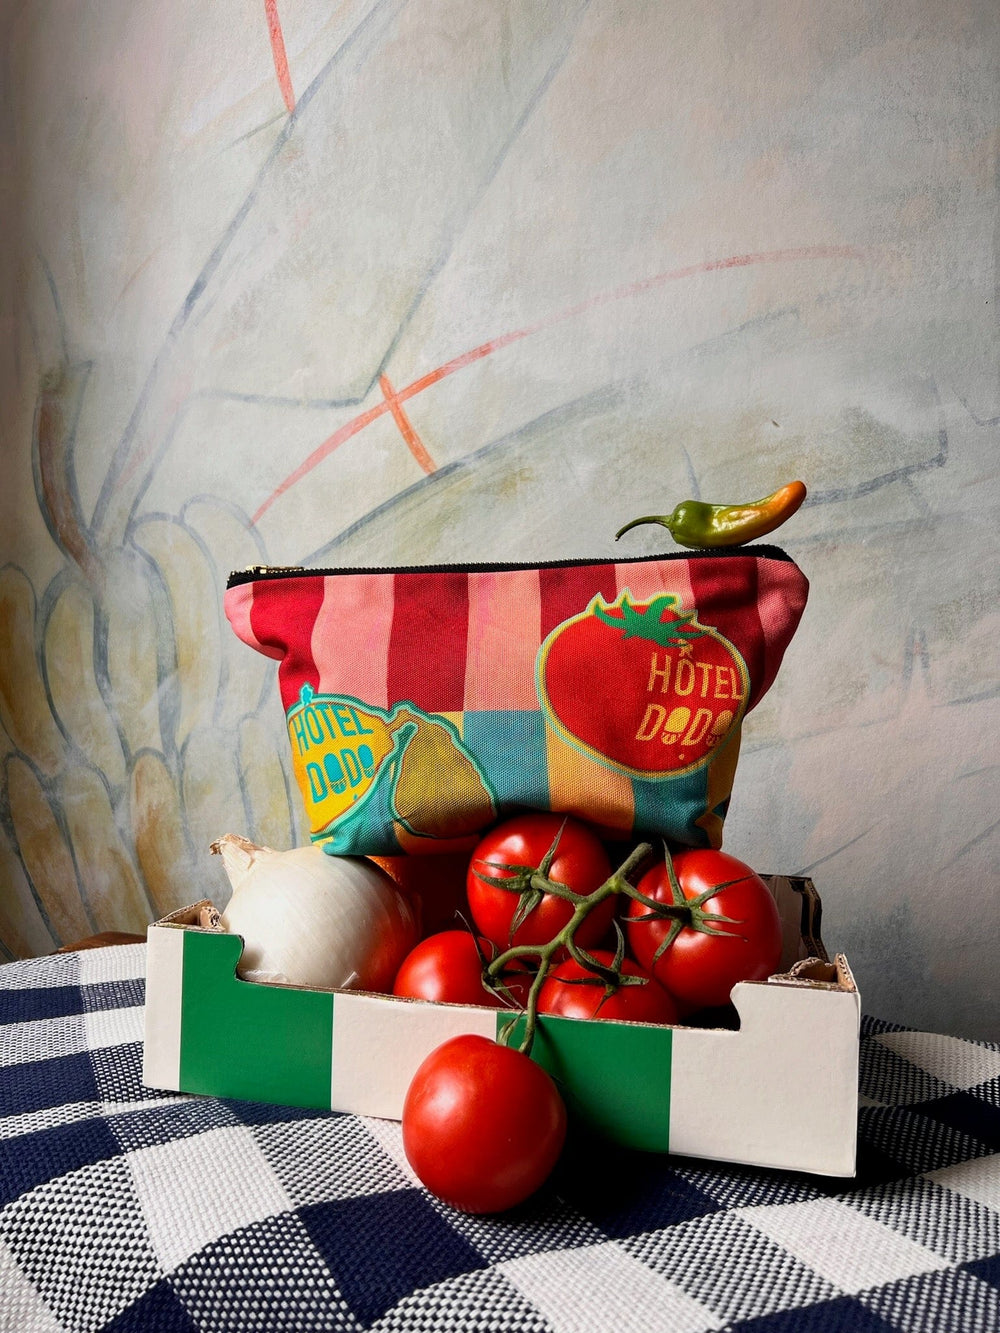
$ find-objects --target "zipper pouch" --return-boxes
[224,548,808,857]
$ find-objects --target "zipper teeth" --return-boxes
[226,544,793,588]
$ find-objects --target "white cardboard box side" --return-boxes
[330,992,498,1118]
[670,980,861,1175]
[141,885,861,1175]
[142,924,184,1092]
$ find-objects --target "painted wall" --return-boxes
[1,0,997,1039]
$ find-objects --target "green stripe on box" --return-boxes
[501,1012,672,1152]
[179,930,334,1110]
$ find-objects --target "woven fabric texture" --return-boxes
[1,945,998,1332]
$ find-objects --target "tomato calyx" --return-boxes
[545,926,653,1015]
[627,851,750,964]
[444,912,534,1009]
[478,832,757,1054]
[469,818,590,942]
[592,592,707,650]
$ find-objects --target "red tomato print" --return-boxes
[537,591,748,776]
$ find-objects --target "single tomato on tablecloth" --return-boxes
[402,1034,567,1214]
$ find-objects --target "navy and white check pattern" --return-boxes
[2,945,998,1332]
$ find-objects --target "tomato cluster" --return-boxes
[387,812,783,1214]
[389,814,782,1022]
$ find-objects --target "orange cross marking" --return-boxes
[379,374,437,474]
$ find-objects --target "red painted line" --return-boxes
[265,0,296,113]
[253,401,390,522]
[379,374,437,474]
[396,246,866,406]
[252,244,868,523]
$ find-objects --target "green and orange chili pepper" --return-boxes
[615,479,807,549]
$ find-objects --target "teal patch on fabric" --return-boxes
[318,728,410,855]
[631,767,712,848]
[463,710,549,810]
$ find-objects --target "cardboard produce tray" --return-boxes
[142,875,859,1177]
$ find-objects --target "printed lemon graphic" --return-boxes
[286,685,496,850]
[286,686,396,830]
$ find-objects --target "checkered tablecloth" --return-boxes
[1,946,998,1333]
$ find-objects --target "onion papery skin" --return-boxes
[218,842,419,993]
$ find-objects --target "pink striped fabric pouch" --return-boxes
[224,549,808,857]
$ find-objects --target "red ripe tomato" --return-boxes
[537,950,679,1024]
[625,849,783,1013]
[393,932,503,1007]
[466,813,615,950]
[402,1034,567,1213]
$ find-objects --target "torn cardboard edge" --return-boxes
[770,954,856,991]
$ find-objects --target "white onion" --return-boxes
[213,834,419,992]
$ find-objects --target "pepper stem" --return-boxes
[614,513,676,541]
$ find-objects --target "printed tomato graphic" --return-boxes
[536,590,749,777]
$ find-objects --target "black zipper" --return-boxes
[227,544,794,589]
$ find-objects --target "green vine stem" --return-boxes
[478,832,747,1055]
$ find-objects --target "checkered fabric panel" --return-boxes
[1,952,998,1332]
